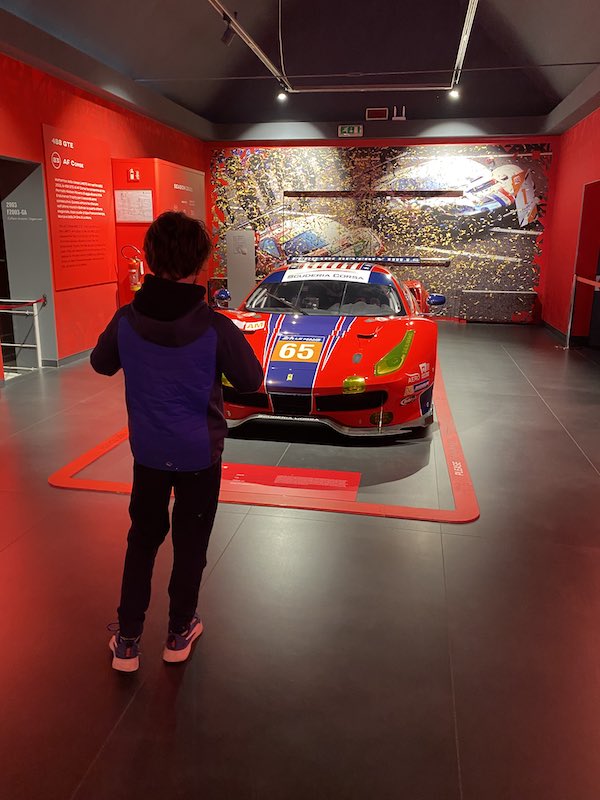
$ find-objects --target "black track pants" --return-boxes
[117,460,221,638]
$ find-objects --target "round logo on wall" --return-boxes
[51,152,62,170]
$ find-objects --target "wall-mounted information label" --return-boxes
[337,124,363,138]
[42,124,115,291]
[114,189,154,223]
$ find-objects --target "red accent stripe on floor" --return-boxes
[48,370,479,524]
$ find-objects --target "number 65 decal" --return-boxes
[272,339,323,362]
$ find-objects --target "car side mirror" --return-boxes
[427,293,446,307]
[213,288,231,308]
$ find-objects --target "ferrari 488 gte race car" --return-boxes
[218,257,445,436]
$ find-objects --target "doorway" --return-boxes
[570,180,600,347]
[0,208,16,366]
[589,248,600,348]
[0,156,57,369]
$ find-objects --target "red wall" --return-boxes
[541,107,600,334]
[0,53,207,359]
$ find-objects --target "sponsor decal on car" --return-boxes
[282,262,374,284]
[407,372,421,384]
[404,379,429,396]
[401,396,417,405]
[271,335,325,363]
[232,319,266,332]
[419,362,430,377]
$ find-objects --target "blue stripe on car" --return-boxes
[262,271,285,283]
[265,316,341,392]
[419,386,433,416]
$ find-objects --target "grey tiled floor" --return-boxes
[1,323,599,800]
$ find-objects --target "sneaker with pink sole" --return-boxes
[163,614,203,663]
[108,624,141,673]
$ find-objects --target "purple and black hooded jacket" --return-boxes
[90,275,263,472]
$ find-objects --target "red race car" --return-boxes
[218,257,445,436]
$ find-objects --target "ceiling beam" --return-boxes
[0,9,217,141]
[544,64,600,133]
[213,116,549,142]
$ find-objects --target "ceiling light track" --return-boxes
[452,0,479,87]
[207,0,293,91]
[206,0,479,95]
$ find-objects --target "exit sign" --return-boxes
[338,124,364,138]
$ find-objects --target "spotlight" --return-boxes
[221,12,237,46]
[277,90,288,102]
[449,88,460,99]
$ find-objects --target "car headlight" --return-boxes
[343,376,366,394]
[374,330,415,376]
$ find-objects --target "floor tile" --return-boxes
[71,519,460,800]
[0,497,245,800]
[443,534,600,800]
[245,505,443,534]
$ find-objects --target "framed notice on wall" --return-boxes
[42,124,116,291]
[114,189,154,223]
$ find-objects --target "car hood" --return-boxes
[220,310,432,393]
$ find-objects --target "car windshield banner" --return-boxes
[282,262,374,283]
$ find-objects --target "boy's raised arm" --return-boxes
[214,313,264,393]
[90,309,125,376]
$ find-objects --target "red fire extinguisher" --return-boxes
[121,244,144,292]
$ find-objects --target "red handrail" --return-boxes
[0,296,46,311]
[576,276,600,289]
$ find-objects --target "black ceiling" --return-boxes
[1,0,599,126]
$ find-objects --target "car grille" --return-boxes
[315,391,388,412]
[223,388,388,415]
[222,387,269,409]
[270,394,313,416]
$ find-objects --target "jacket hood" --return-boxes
[129,274,212,347]
[134,273,206,321]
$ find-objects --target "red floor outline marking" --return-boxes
[48,370,479,524]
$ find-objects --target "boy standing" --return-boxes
[91,211,263,672]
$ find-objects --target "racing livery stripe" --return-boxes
[265,316,341,392]
[320,315,356,369]
[263,313,285,365]
[311,316,354,412]
[317,316,346,372]
[262,271,285,284]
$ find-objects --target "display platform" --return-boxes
[48,370,478,523]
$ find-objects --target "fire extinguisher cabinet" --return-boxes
[112,158,206,306]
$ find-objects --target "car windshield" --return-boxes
[281,230,328,258]
[246,278,406,316]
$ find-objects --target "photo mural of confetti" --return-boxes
[210,143,552,322]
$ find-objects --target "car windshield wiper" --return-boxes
[263,291,308,315]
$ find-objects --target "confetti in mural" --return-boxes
[210,143,552,322]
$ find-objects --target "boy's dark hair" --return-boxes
[144,211,212,280]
